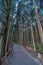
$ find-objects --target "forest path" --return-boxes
[3,43,42,65]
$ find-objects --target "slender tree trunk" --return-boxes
[0,37,2,58]
[35,24,38,43]
[30,20,36,51]
[10,26,14,48]
[19,24,21,44]
[5,22,11,54]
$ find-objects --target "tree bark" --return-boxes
[30,20,36,51]
[33,0,43,44]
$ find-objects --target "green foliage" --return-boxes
[36,44,43,53]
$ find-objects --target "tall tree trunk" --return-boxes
[19,23,21,44]
[30,20,36,51]
[8,25,14,49]
[35,24,39,43]
[33,0,43,44]
[1,0,11,57]
[5,22,11,54]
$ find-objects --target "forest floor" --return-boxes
[24,46,43,65]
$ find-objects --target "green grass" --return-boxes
[36,44,43,53]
